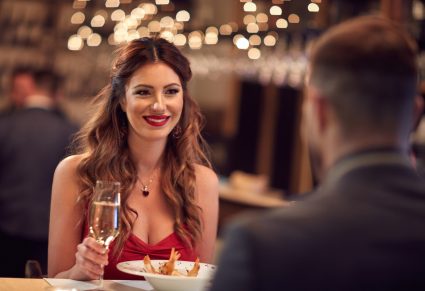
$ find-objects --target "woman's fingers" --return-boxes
[78,240,109,266]
[83,237,108,255]
[72,237,110,280]
[75,251,103,278]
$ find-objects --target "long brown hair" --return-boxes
[73,37,211,256]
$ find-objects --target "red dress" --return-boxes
[83,225,197,280]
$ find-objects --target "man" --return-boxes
[0,68,77,277]
[210,15,425,291]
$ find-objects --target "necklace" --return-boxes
[137,169,157,197]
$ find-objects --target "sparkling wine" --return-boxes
[89,201,120,246]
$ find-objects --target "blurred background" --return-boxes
[0,0,424,210]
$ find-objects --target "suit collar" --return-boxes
[321,147,412,189]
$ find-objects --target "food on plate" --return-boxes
[143,248,200,277]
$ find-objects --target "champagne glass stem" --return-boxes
[98,243,110,289]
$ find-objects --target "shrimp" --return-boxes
[143,255,158,274]
[159,247,181,275]
[142,248,200,277]
[187,257,200,277]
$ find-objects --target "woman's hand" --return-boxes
[69,237,109,280]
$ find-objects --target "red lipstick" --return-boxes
[143,115,170,127]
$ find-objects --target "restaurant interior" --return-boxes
[0,0,425,288]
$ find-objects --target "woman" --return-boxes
[48,37,219,280]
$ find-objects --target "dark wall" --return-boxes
[271,86,301,192]
[227,80,264,175]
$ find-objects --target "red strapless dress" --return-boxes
[83,225,197,280]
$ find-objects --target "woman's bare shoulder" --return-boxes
[56,155,84,174]
[194,164,218,182]
[53,154,85,187]
[194,164,219,196]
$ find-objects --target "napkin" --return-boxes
[44,278,153,291]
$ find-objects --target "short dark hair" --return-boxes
[309,15,418,137]
[33,69,61,96]
[10,66,61,96]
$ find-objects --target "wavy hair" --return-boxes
[72,37,211,256]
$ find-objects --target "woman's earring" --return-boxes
[172,125,182,139]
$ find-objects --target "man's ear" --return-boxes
[413,95,424,130]
[313,92,330,134]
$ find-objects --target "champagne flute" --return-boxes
[89,180,121,289]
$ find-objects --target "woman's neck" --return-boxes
[128,134,167,172]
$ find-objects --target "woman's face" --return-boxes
[121,62,184,142]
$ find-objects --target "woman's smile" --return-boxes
[143,115,171,127]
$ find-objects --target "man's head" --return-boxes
[9,68,60,108]
[304,15,422,176]
[10,67,37,108]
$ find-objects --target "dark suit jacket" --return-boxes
[210,149,425,291]
[0,107,77,240]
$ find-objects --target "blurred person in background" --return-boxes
[0,67,35,115]
[210,15,425,291]
[48,37,218,280]
[0,68,78,277]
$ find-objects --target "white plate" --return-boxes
[116,260,216,291]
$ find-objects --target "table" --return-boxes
[0,278,48,291]
[218,182,289,234]
[0,278,153,291]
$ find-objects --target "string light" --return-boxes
[148,20,161,32]
[249,34,261,46]
[87,33,102,46]
[124,16,138,29]
[219,24,232,35]
[248,48,261,60]
[108,33,117,45]
[235,36,249,50]
[78,26,92,39]
[68,0,321,67]
[243,14,256,25]
[308,3,320,12]
[233,34,244,45]
[276,18,288,28]
[73,0,86,9]
[269,6,282,16]
[91,15,105,27]
[247,23,259,33]
[137,26,150,37]
[160,30,174,42]
[176,10,190,22]
[71,12,85,24]
[174,34,187,46]
[111,9,125,21]
[256,13,268,23]
[114,28,127,43]
[131,7,145,19]
[243,2,256,12]
[68,35,84,51]
[206,26,219,35]
[188,31,203,49]
[105,0,120,8]
[264,34,277,46]
[160,16,174,28]
[141,3,158,15]
[288,14,300,23]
